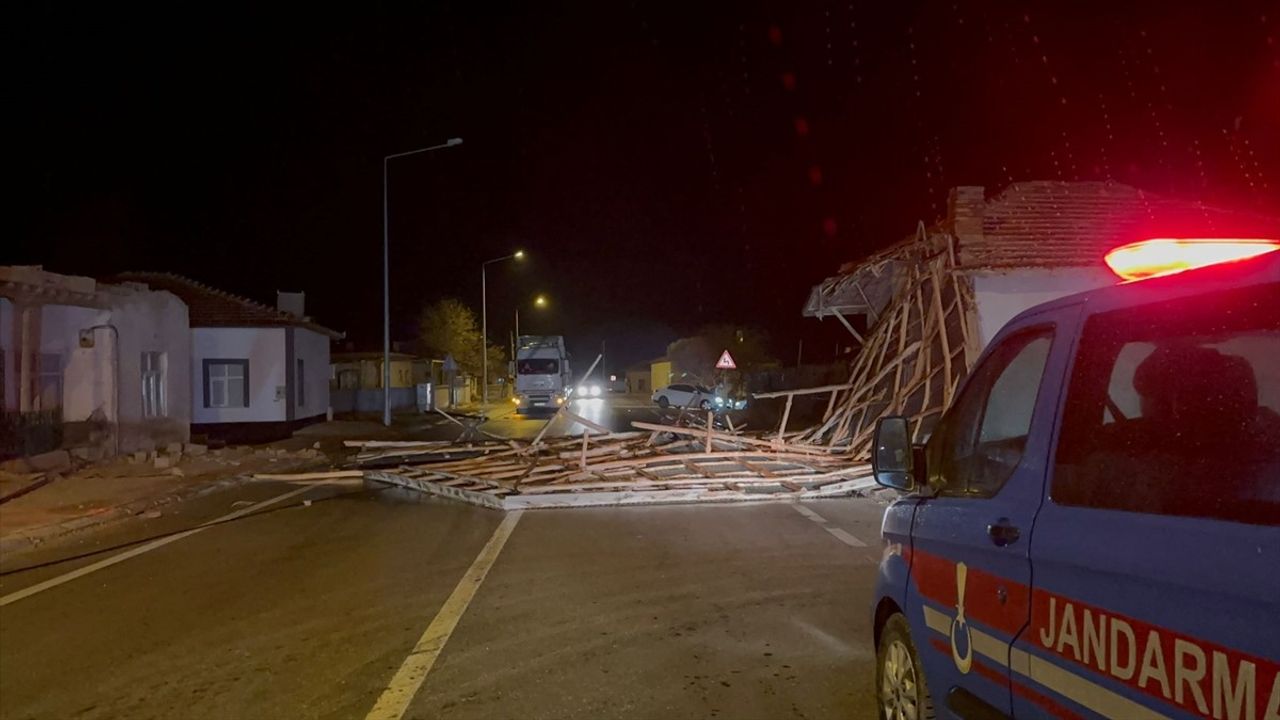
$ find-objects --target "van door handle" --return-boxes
[986,519,1020,547]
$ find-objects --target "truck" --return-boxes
[512,335,571,414]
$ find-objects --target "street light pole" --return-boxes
[382,137,462,427]
[481,251,524,407]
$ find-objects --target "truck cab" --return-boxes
[870,239,1279,719]
[514,335,571,413]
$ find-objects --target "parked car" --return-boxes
[652,383,746,410]
[651,383,716,409]
[868,238,1279,720]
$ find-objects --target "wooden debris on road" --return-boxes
[277,415,875,510]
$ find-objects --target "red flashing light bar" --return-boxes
[1104,238,1280,281]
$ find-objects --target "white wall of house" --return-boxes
[108,288,191,450]
[291,327,330,420]
[969,267,1115,346]
[40,304,105,418]
[191,327,287,424]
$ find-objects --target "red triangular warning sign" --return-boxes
[715,350,737,370]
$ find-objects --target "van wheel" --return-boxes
[699,399,711,410]
[657,396,669,409]
[877,614,935,720]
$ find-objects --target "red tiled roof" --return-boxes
[961,181,1280,268]
[115,272,343,338]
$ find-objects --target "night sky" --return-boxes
[12,1,1279,369]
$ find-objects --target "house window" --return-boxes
[141,351,167,418]
[204,359,250,408]
[37,353,62,412]
[297,359,305,406]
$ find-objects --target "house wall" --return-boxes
[650,361,672,393]
[107,288,191,452]
[356,359,414,388]
[291,327,330,420]
[626,369,649,394]
[0,298,13,411]
[41,304,106,418]
[191,327,287,424]
[969,267,1115,347]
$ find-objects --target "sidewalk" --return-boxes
[0,445,324,555]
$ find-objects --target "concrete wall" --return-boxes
[107,288,191,452]
[969,267,1115,347]
[332,387,416,414]
[291,328,330,420]
[191,327,287,424]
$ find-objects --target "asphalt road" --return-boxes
[483,394,667,440]
[0,480,886,720]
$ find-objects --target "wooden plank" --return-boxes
[252,470,365,481]
[777,394,794,440]
[752,383,853,400]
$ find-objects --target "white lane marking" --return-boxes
[825,527,868,548]
[790,503,868,547]
[792,504,827,523]
[0,484,318,607]
[364,510,524,720]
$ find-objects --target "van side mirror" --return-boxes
[873,416,916,491]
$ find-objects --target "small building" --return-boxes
[649,358,673,393]
[625,365,651,394]
[799,181,1280,454]
[331,351,420,413]
[119,273,342,443]
[1,266,191,458]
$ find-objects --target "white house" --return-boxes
[118,273,342,443]
[1,266,191,459]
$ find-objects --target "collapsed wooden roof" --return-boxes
[805,181,1279,322]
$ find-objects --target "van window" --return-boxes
[931,327,1054,497]
[1052,283,1280,525]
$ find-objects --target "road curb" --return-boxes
[0,475,249,557]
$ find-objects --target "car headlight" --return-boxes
[590,384,602,397]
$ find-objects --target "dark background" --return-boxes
[10,1,1279,369]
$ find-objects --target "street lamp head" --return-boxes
[514,250,526,259]
[534,295,548,307]
[446,137,464,146]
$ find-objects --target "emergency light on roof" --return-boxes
[1103,238,1280,281]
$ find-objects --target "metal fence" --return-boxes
[0,409,64,460]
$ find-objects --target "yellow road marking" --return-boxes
[364,510,524,720]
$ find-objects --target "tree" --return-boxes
[419,298,506,376]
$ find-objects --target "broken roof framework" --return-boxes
[793,181,1280,459]
[794,226,978,455]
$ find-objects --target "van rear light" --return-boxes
[1104,238,1280,281]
